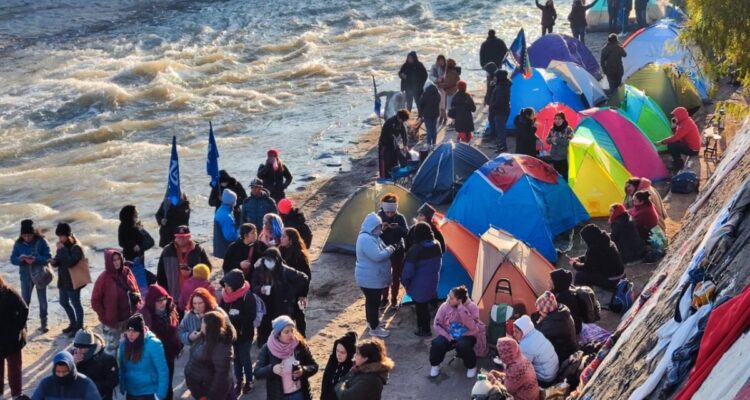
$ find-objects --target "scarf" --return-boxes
[272,159,280,172]
[267,333,301,394]
[223,281,250,304]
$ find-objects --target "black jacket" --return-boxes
[222,239,268,281]
[418,84,441,119]
[574,225,625,280]
[635,0,648,10]
[377,210,408,255]
[406,222,445,255]
[280,247,312,290]
[479,36,508,68]
[320,335,356,400]
[184,330,235,400]
[255,342,319,400]
[535,304,579,363]
[220,289,257,344]
[514,114,539,157]
[0,286,27,358]
[208,173,248,210]
[398,52,428,93]
[449,92,476,133]
[536,0,558,26]
[258,163,293,201]
[378,115,407,150]
[118,221,153,262]
[550,269,583,334]
[601,42,627,76]
[282,208,313,249]
[568,0,599,28]
[489,79,511,116]
[154,199,191,248]
[52,238,84,291]
[252,263,309,319]
[610,213,646,263]
[76,348,119,400]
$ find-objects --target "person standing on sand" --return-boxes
[378,109,409,179]
[258,149,293,203]
[280,227,312,336]
[71,329,119,400]
[0,273,28,400]
[32,351,101,400]
[183,310,236,400]
[242,178,279,231]
[489,70,512,152]
[141,284,182,400]
[514,108,539,157]
[335,339,394,400]
[219,269,258,396]
[568,0,599,43]
[545,111,573,180]
[118,204,154,267]
[178,263,215,312]
[401,222,441,337]
[419,81,441,148]
[156,225,212,307]
[320,331,357,400]
[429,55,449,126]
[51,222,86,338]
[449,80,477,143]
[179,287,223,347]
[377,194,409,310]
[536,0,558,35]
[223,223,268,281]
[479,30,508,69]
[438,59,460,114]
[10,219,50,333]
[356,212,397,338]
[208,169,247,219]
[155,191,191,248]
[607,0,621,33]
[259,213,285,247]
[398,51,428,114]
[118,313,169,400]
[601,33,627,94]
[213,188,239,259]
[406,203,445,253]
[278,198,313,249]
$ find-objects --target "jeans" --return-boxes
[491,113,509,149]
[552,159,569,181]
[234,340,254,383]
[542,25,553,35]
[571,26,586,44]
[424,117,438,146]
[361,287,384,330]
[382,252,404,304]
[0,350,22,397]
[284,391,305,400]
[20,267,48,323]
[166,357,175,400]
[405,88,423,113]
[293,308,307,337]
[606,73,623,94]
[636,8,647,26]
[414,301,432,333]
[608,9,619,32]
[59,288,84,328]
[429,335,477,369]
[257,314,272,347]
[667,142,699,168]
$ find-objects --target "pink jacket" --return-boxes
[178,277,216,310]
[433,300,488,357]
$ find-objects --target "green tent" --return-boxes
[322,182,422,254]
[611,85,672,151]
[622,63,702,116]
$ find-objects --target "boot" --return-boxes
[38,319,49,334]
[62,324,75,335]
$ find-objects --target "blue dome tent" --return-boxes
[410,141,490,204]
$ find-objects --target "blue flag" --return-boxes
[207,121,220,188]
[504,29,532,78]
[372,75,381,118]
[166,136,181,207]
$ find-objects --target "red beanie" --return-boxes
[457,80,467,92]
[609,203,627,225]
[278,198,292,215]
[267,149,279,157]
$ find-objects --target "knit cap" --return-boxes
[536,291,558,314]
[272,315,295,336]
[192,264,210,280]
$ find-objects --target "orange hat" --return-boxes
[278,198,293,215]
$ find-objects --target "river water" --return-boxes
[0,0,555,264]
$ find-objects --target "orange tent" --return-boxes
[439,219,480,277]
[473,227,555,322]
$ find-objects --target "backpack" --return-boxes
[609,278,636,314]
[487,279,514,348]
[574,286,601,323]
[671,170,699,194]
[252,293,266,328]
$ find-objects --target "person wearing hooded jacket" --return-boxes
[571,224,625,290]
[568,0,599,43]
[401,222,442,337]
[405,203,445,254]
[141,284,182,400]
[184,310,236,400]
[609,203,646,263]
[10,219,50,333]
[418,82,442,147]
[154,191,191,248]
[492,338,541,400]
[479,30,508,69]
[623,177,667,231]
[242,178,279,231]
[213,188,239,259]
[534,291,579,365]
[208,169,248,218]
[546,111,573,180]
[657,106,702,171]
[449,80,476,143]
[0,273,28,399]
[220,269,258,396]
[72,329,118,400]
[398,51,428,113]
[601,34,627,94]
[178,263,215,311]
[378,110,409,179]
[514,108,539,157]
[535,0,558,35]
[511,315,559,384]
[258,149,294,202]
[549,269,584,334]
[32,351,101,400]
[118,313,169,400]
[278,198,313,249]
[628,190,660,241]
[320,332,357,400]
[51,222,86,337]
[335,338,394,400]
[489,69,512,152]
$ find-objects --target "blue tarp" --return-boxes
[528,34,602,78]
[411,141,490,204]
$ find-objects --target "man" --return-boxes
[223,223,268,281]
[607,0,621,33]
[241,178,278,230]
[479,30,508,69]
[72,329,118,400]
[600,33,627,94]
[657,106,701,171]
[378,109,410,179]
[32,351,101,400]
[418,82,442,148]
[208,169,247,219]
[406,203,445,253]
[398,51,428,113]
[568,0,600,43]
[156,225,212,306]
[378,194,409,309]
[277,198,313,249]
[376,90,407,121]
[489,69,512,152]
[635,0,648,27]
[512,315,559,386]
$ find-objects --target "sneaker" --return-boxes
[430,366,440,378]
[37,325,49,334]
[234,381,243,397]
[61,325,75,334]
[466,367,477,379]
[242,381,254,394]
[369,326,391,338]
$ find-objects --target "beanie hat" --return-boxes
[249,178,264,188]
[608,203,627,225]
[417,203,436,221]
[267,149,279,158]
[335,331,358,357]
[20,219,35,235]
[73,328,103,350]
[174,225,191,237]
[221,188,237,206]
[272,315,296,336]
[412,222,434,243]
[536,291,558,314]
[126,313,145,333]
[457,80,467,92]
[222,269,245,291]
[192,264,210,280]
[55,222,71,237]
[278,198,293,215]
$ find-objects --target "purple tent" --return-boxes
[528,34,602,79]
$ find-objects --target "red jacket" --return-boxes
[628,203,659,240]
[91,249,140,327]
[663,107,701,151]
[142,284,183,361]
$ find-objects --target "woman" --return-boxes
[258,149,293,202]
[609,203,646,263]
[184,310,236,400]
[429,55,446,82]
[118,313,169,400]
[0,273,28,399]
[398,51,428,113]
[141,284,182,400]
[178,263,215,311]
[377,194,408,309]
[259,213,284,248]
[320,332,357,400]
[401,222,442,337]
[154,191,191,248]
[91,249,141,355]
[220,269,258,396]
[429,286,487,379]
[545,111,573,180]
[335,339,394,400]
[491,338,540,400]
[255,316,319,400]
[628,190,660,241]
[51,222,86,337]
[449,80,476,143]
[534,291,579,364]
[280,228,312,336]
[438,59,460,114]
[535,0,557,35]
[624,177,667,231]
[213,188,239,259]
[570,224,625,290]
[514,108,539,157]
[406,203,444,253]
[179,287,222,346]
[10,219,50,333]
[118,205,154,263]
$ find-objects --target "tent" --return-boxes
[625,63,702,116]
[585,0,668,31]
[410,141,489,204]
[536,103,582,152]
[435,219,479,299]
[322,183,421,254]
[568,136,630,217]
[622,20,710,100]
[610,84,672,151]
[508,68,585,128]
[446,154,589,262]
[473,227,555,322]
[575,108,669,181]
[548,60,607,108]
[528,34,602,78]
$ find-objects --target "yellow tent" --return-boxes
[568,136,630,217]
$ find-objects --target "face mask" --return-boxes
[264,259,276,270]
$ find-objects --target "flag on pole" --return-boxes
[505,29,532,78]
[207,121,220,188]
[372,75,381,118]
[166,136,181,206]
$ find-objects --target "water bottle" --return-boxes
[471,374,493,397]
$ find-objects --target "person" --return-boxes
[208,169,248,219]
[259,213,285,247]
[254,316,319,400]
[141,284,182,400]
[429,55,449,125]
[178,263,215,311]
[398,51,428,113]
[378,109,409,179]
[406,203,445,253]
[483,62,498,108]
[219,269,258,396]
[118,313,169,400]
[280,228,312,335]
[511,315,558,385]
[479,30,508,69]
[438,59,460,114]
[656,106,701,171]
[570,224,625,290]
[10,219,50,333]
[429,286,487,378]
[601,33,627,94]
[51,222,86,337]
[258,149,294,202]
[0,273,28,399]
[623,177,667,231]
[223,223,268,282]
[635,0,648,26]
[184,310,236,400]
[607,0,621,33]
[546,111,573,180]
[628,190,660,241]
[621,0,633,32]
[32,351,101,400]
[71,329,118,400]
[377,194,409,309]
[568,0,599,43]
[449,80,476,143]
[401,222,442,337]
[376,91,407,121]
[320,332,357,400]
[252,248,309,346]
[154,191,191,248]
[91,249,141,355]
[514,108,539,157]
[429,55,446,82]
[179,287,223,347]
[419,81,441,147]
[549,268,584,334]
[335,339,394,400]
[355,212,397,338]
[118,205,154,264]
[493,338,541,400]
[241,178,279,231]
[609,203,647,263]
[278,198,313,249]
[534,291,579,364]
[535,0,558,35]
[213,188,239,259]
[489,70,512,152]
[156,225,212,305]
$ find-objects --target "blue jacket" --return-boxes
[401,239,442,303]
[10,236,51,269]
[32,351,101,400]
[118,330,169,400]
[214,189,239,258]
[355,213,394,289]
[241,190,278,230]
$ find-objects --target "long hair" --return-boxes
[283,228,309,262]
[0,273,6,288]
[186,287,218,313]
[202,310,235,355]
[634,190,652,205]
[124,332,145,363]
